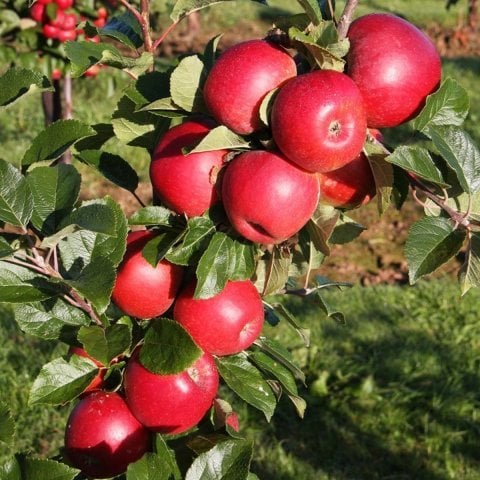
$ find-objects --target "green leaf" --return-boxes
[65,41,153,77]
[412,77,470,132]
[0,262,57,303]
[92,12,143,49]
[141,230,184,266]
[258,88,278,128]
[305,203,340,256]
[203,34,223,72]
[406,216,466,284]
[195,232,234,299]
[166,216,215,266]
[0,68,53,109]
[22,120,95,166]
[185,439,253,480]
[170,55,207,113]
[386,146,448,187]
[75,123,115,151]
[229,239,256,281]
[329,214,366,245]
[296,0,322,24]
[459,232,480,296]
[316,290,345,324]
[271,303,310,347]
[0,456,21,480]
[13,298,90,341]
[154,436,182,480]
[170,0,267,22]
[140,318,202,375]
[78,324,132,366]
[26,164,81,235]
[256,246,292,297]
[0,160,33,228]
[0,237,14,259]
[129,206,179,227]
[363,141,394,215]
[18,457,79,480]
[75,150,139,193]
[127,452,174,480]
[428,125,480,194]
[0,402,15,453]
[188,126,251,153]
[29,355,99,406]
[216,355,276,421]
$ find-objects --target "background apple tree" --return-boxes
[0,0,480,478]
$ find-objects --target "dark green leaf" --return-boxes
[29,356,98,406]
[141,230,183,266]
[166,217,215,266]
[75,123,115,151]
[13,298,90,340]
[75,149,139,193]
[271,303,310,346]
[229,239,256,281]
[0,237,14,259]
[170,55,207,113]
[0,262,57,303]
[0,402,14,453]
[406,216,466,284]
[195,232,234,299]
[316,290,345,324]
[22,120,95,166]
[412,77,470,132]
[329,214,366,245]
[428,125,480,194]
[459,232,480,296]
[65,40,153,77]
[203,34,223,72]
[140,318,202,375]
[18,457,79,480]
[26,164,81,235]
[0,68,53,109]
[0,160,33,228]
[154,436,182,480]
[78,324,132,366]
[185,439,253,480]
[306,203,340,256]
[0,456,21,480]
[216,355,276,421]
[188,126,251,153]
[129,206,179,227]
[92,12,143,49]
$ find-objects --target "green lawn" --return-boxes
[1,280,480,478]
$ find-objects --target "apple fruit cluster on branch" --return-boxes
[0,0,480,478]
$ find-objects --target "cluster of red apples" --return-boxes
[30,0,78,42]
[63,13,442,479]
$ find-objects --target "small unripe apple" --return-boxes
[124,349,219,435]
[111,230,183,319]
[64,391,151,479]
[68,346,105,393]
[174,280,264,356]
[271,70,367,173]
[203,39,297,135]
[346,13,442,128]
[150,120,228,217]
[221,150,320,244]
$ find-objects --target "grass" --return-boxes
[1,280,480,478]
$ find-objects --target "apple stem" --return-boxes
[337,0,359,40]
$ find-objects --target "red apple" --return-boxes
[174,280,264,356]
[203,39,297,135]
[54,0,74,9]
[111,230,183,319]
[318,128,383,209]
[271,70,367,173]
[346,13,442,128]
[150,120,228,217]
[68,346,106,394]
[64,391,150,479]
[57,28,77,42]
[83,64,101,77]
[42,23,60,39]
[221,150,320,244]
[30,2,45,22]
[124,349,219,435]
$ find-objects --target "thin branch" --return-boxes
[132,191,147,208]
[5,257,48,276]
[337,0,359,39]
[117,0,143,27]
[140,0,153,53]
[152,20,180,52]
[327,0,336,23]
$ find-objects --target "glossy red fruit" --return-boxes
[57,28,77,42]
[203,39,297,135]
[64,391,151,479]
[94,16,107,28]
[49,9,66,27]
[346,13,442,128]
[30,2,45,22]
[150,120,228,217]
[83,64,100,77]
[97,7,108,18]
[62,12,77,30]
[271,70,367,173]
[55,0,74,9]
[174,280,264,356]
[68,346,106,393]
[124,349,219,435]
[222,150,320,244]
[42,23,60,39]
[111,230,183,319]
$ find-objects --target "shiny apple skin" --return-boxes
[221,150,320,244]
[64,391,151,479]
[111,230,183,319]
[124,349,219,435]
[346,13,442,128]
[150,120,228,217]
[203,39,297,135]
[271,70,367,173]
[174,280,264,356]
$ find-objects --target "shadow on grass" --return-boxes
[250,284,480,479]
